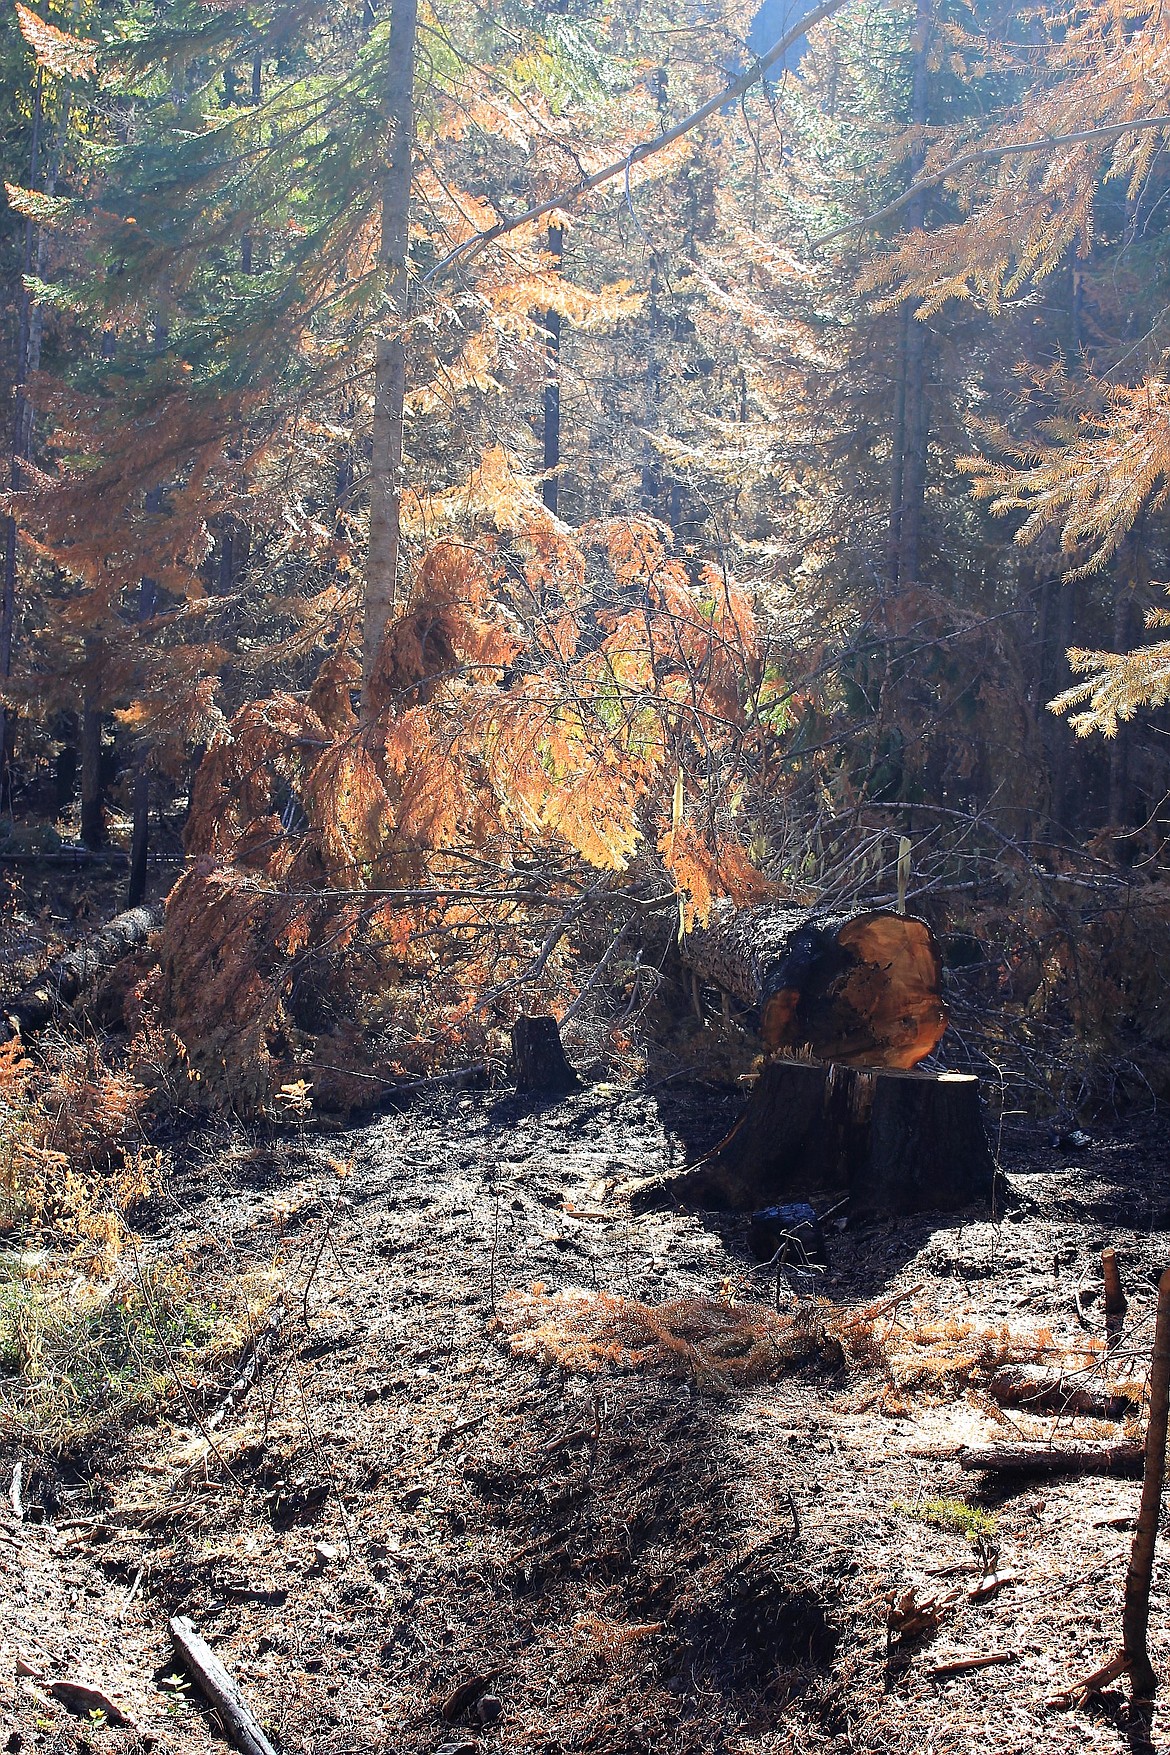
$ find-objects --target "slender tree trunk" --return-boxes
[1107,531,1145,832]
[641,271,661,512]
[217,527,234,593]
[887,0,932,588]
[0,70,43,811]
[542,223,563,517]
[127,576,157,907]
[80,640,105,850]
[54,711,78,815]
[1049,579,1077,832]
[363,0,419,696]
[1107,571,1133,831]
[241,51,261,274]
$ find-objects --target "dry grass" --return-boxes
[0,1032,154,1272]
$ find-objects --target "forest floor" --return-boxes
[3,1073,1170,1755]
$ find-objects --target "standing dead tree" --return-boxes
[1056,1266,1170,1706]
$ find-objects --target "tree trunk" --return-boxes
[887,0,932,587]
[127,575,158,908]
[0,69,43,811]
[960,1441,1143,1477]
[632,899,985,1219]
[53,711,78,814]
[511,1014,581,1093]
[680,900,948,1068]
[0,903,163,1044]
[363,0,420,696]
[1049,577,1077,831]
[988,1365,1137,1421]
[1107,535,1143,832]
[542,223,563,517]
[80,641,105,851]
[641,270,661,512]
[637,1058,995,1218]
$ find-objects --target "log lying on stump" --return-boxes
[680,900,948,1066]
[634,901,996,1218]
[511,1014,581,1093]
[0,902,164,1045]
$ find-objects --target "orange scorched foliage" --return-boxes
[149,523,776,1110]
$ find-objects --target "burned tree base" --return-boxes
[511,1014,581,1094]
[638,1058,996,1218]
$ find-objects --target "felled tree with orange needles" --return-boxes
[151,512,777,1110]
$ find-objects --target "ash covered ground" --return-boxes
[4,1084,1170,1755]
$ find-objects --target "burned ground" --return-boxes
[3,1086,1170,1755]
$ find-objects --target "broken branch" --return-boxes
[168,1615,278,1755]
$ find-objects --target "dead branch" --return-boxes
[928,1651,1018,1679]
[1056,1266,1170,1707]
[814,114,1170,247]
[169,1616,278,1755]
[423,0,851,283]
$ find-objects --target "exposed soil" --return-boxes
[4,1084,1170,1755]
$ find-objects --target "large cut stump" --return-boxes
[643,898,996,1219]
[680,901,947,1066]
[511,1014,581,1093]
[636,1059,995,1218]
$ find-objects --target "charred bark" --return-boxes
[680,900,948,1068]
[542,223,563,517]
[0,903,163,1044]
[80,641,105,851]
[511,1014,581,1093]
[635,1058,995,1218]
[363,0,419,694]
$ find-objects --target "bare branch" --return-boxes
[814,113,1170,248]
[421,0,850,285]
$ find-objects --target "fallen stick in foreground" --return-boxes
[1054,1265,1170,1708]
[959,1440,1142,1476]
[169,1616,277,1755]
[928,1651,1018,1679]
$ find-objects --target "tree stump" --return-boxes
[636,1058,996,1218]
[511,1014,581,1093]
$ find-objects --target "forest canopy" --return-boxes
[4,0,1170,1115]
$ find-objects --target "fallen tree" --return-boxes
[678,901,948,1066]
[0,903,164,1044]
[960,1440,1143,1476]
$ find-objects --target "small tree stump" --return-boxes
[511,1015,581,1093]
[637,1058,995,1218]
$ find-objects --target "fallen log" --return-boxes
[680,899,948,1067]
[988,1364,1139,1421]
[633,1058,996,1217]
[0,902,164,1044]
[960,1440,1143,1477]
[169,1616,277,1755]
